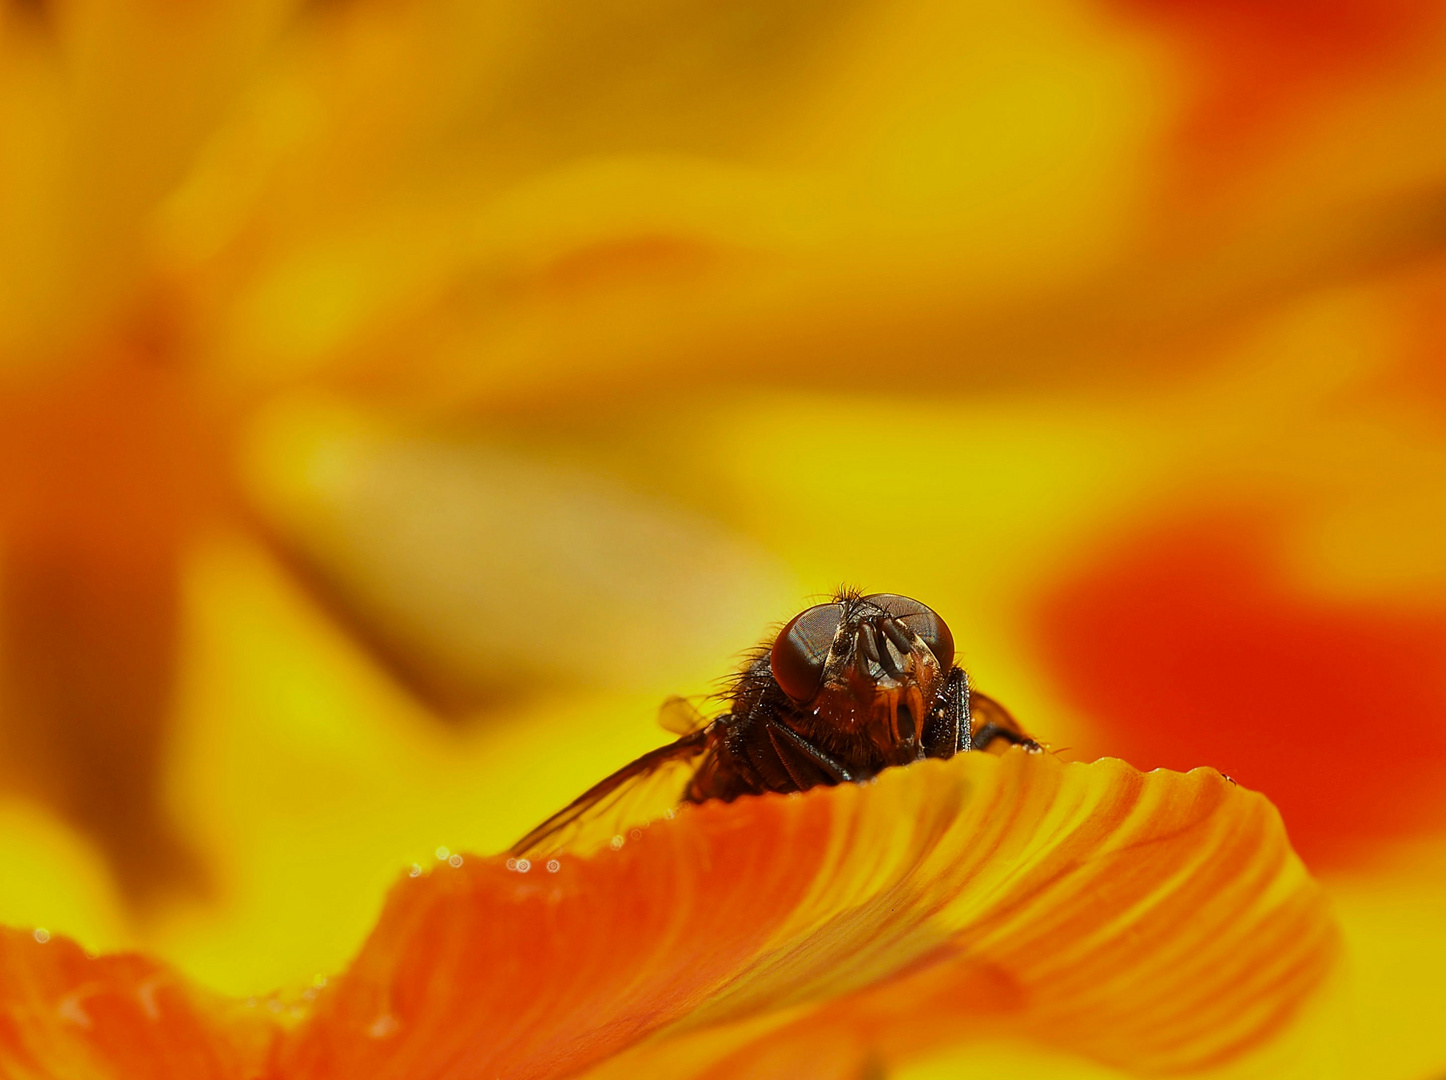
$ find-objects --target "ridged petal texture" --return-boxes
[283,751,1337,1079]
[0,752,1339,1080]
[0,930,271,1080]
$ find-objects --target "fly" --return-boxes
[511,590,1038,857]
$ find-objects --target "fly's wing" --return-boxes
[509,728,711,858]
[969,690,1037,750]
[656,695,710,736]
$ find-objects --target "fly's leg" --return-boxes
[923,666,971,757]
[765,721,854,790]
[952,666,972,754]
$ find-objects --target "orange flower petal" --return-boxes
[0,929,273,1080]
[281,751,1339,1079]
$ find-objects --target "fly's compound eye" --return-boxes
[860,593,955,671]
[770,602,845,702]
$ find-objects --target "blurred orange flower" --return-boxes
[1,752,1338,1080]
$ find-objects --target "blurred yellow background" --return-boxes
[2,0,1445,1077]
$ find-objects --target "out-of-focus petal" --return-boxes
[0,928,272,1080]
[0,0,292,357]
[1110,0,1445,184]
[1329,841,1446,1080]
[237,398,794,710]
[1036,509,1446,866]
[281,750,1338,1079]
[0,354,220,904]
[184,0,1172,406]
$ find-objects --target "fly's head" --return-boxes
[768,592,955,760]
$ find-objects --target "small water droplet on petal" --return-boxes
[368,1013,399,1038]
[138,978,163,1020]
[57,992,91,1029]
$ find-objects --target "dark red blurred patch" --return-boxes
[1036,512,1446,867]
[1112,0,1442,186]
